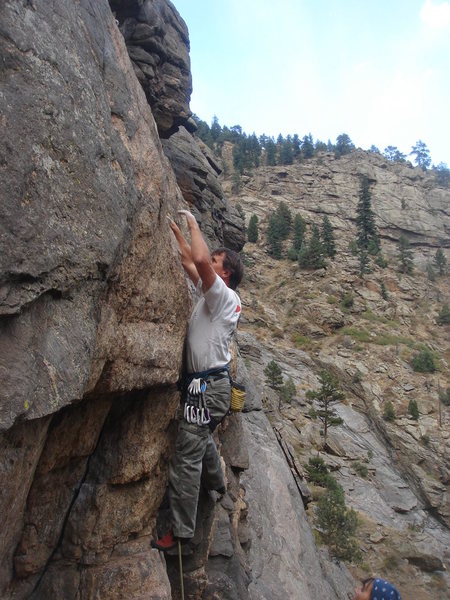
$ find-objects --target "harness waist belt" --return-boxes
[186,366,229,384]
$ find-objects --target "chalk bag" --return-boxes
[230,381,246,412]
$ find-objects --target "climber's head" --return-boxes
[212,248,243,290]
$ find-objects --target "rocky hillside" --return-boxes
[222,151,449,599]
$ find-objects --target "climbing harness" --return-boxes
[184,378,211,425]
[178,540,185,600]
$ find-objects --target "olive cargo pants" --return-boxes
[168,376,230,538]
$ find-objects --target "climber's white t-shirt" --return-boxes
[186,275,241,374]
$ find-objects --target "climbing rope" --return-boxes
[178,540,185,600]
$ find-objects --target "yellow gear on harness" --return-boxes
[230,381,246,412]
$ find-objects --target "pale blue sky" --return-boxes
[173,0,450,166]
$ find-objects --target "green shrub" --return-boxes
[280,376,296,403]
[352,461,368,478]
[411,348,437,373]
[352,370,362,384]
[373,333,414,347]
[305,456,329,486]
[437,303,450,325]
[408,398,420,420]
[291,333,312,349]
[287,246,298,261]
[375,254,388,268]
[316,482,361,562]
[247,214,259,242]
[341,327,371,343]
[383,400,396,422]
[341,292,354,309]
[264,360,283,389]
[349,239,359,255]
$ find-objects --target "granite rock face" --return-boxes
[0,0,191,431]
[111,0,193,137]
[0,0,188,597]
[241,410,354,600]
[235,150,450,266]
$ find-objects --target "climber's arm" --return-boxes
[178,210,217,292]
[167,216,199,286]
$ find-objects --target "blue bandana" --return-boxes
[370,579,401,600]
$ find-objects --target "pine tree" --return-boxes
[433,162,450,187]
[292,134,301,158]
[231,170,242,194]
[317,481,360,561]
[287,247,299,261]
[276,201,292,240]
[267,214,282,258]
[297,240,311,268]
[315,140,328,153]
[408,398,420,420]
[380,281,388,300]
[356,176,379,252]
[301,134,315,159]
[232,144,245,174]
[411,347,436,372]
[383,400,396,422]
[279,140,293,165]
[410,140,431,170]
[384,146,406,162]
[210,115,222,141]
[231,171,241,194]
[335,133,355,157]
[264,360,283,389]
[265,138,277,166]
[293,213,306,251]
[437,303,450,325]
[194,116,214,149]
[397,235,414,274]
[306,370,345,445]
[321,215,336,258]
[309,224,326,269]
[280,377,296,403]
[434,248,447,276]
[247,214,259,243]
[426,262,436,282]
[358,249,370,278]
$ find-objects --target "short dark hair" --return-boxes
[212,247,244,290]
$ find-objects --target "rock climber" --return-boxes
[152,209,243,552]
[353,577,402,600]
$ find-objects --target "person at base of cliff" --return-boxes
[151,209,243,552]
[353,577,402,600]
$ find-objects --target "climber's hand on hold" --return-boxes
[166,214,181,235]
[178,209,198,230]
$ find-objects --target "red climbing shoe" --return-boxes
[151,531,177,551]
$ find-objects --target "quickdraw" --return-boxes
[183,378,211,425]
